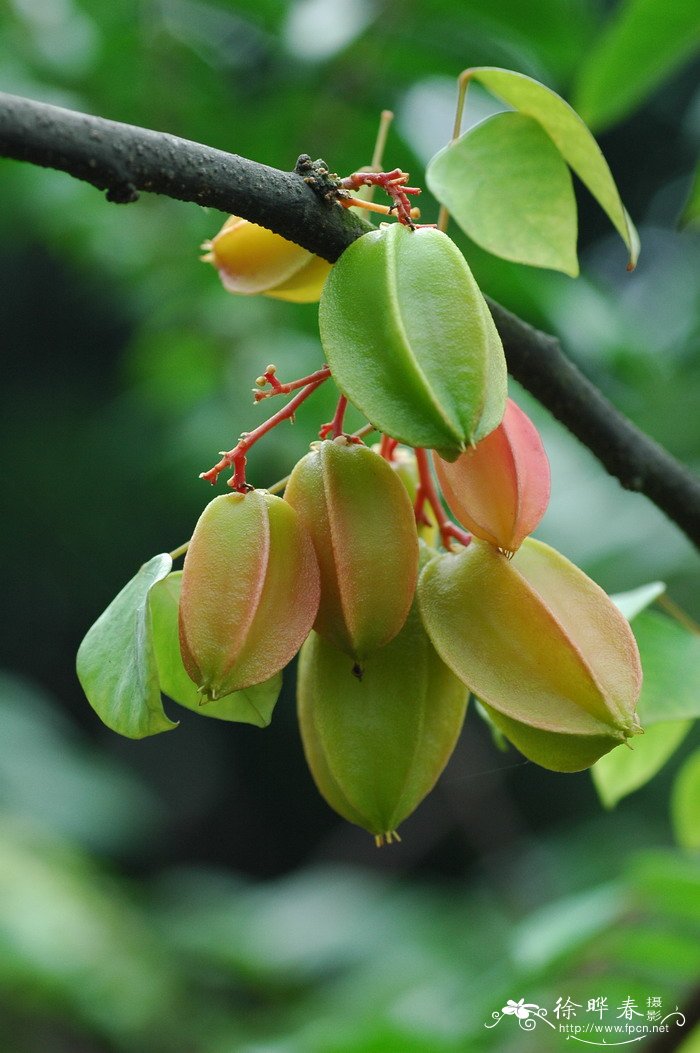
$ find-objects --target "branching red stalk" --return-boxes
[414,447,471,550]
[338,168,421,227]
[254,364,331,402]
[201,374,329,491]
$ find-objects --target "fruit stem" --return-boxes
[339,196,421,220]
[657,594,700,636]
[437,69,473,233]
[414,447,471,551]
[168,541,189,560]
[200,374,329,491]
[371,110,394,172]
[319,394,350,440]
[379,434,399,461]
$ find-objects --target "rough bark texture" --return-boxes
[2,91,699,548]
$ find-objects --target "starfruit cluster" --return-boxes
[79,149,643,847]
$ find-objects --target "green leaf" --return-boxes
[460,67,640,269]
[672,748,700,851]
[592,719,692,808]
[681,165,700,229]
[629,850,700,923]
[149,572,282,727]
[513,884,625,969]
[611,581,666,621]
[633,610,700,724]
[76,554,178,739]
[427,112,579,275]
[574,0,700,132]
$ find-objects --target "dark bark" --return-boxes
[2,91,699,548]
[0,92,369,258]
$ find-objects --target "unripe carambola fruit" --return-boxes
[202,216,331,303]
[434,397,551,555]
[318,224,507,458]
[179,491,320,700]
[478,701,628,772]
[284,439,419,661]
[418,538,642,770]
[149,571,283,727]
[297,545,468,843]
[372,444,439,548]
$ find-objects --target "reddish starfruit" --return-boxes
[150,570,283,727]
[179,491,320,700]
[433,398,550,555]
[318,223,507,458]
[418,538,642,769]
[202,215,331,302]
[284,438,419,661]
[297,546,468,843]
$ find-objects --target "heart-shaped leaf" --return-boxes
[149,572,282,727]
[77,554,178,739]
[631,610,700,725]
[440,67,640,269]
[427,112,579,275]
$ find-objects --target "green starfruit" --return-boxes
[179,490,320,700]
[418,538,642,769]
[318,224,507,458]
[297,545,468,843]
[284,438,419,661]
[478,703,631,772]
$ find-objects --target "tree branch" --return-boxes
[0,91,369,258]
[2,91,699,549]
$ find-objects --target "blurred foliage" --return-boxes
[0,0,699,1049]
[0,673,698,1052]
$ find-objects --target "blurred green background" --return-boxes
[1,1,699,1050]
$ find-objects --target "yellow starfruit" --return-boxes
[203,215,331,302]
[418,538,642,768]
